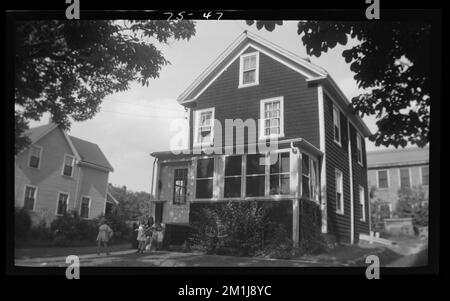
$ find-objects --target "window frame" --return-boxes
[359,185,366,222]
[268,151,291,196]
[399,167,412,189]
[420,166,429,186]
[195,157,215,199]
[173,168,188,205]
[259,96,285,140]
[335,169,344,215]
[356,133,363,166]
[80,196,91,219]
[333,105,342,146]
[238,51,260,88]
[223,155,243,199]
[377,169,390,189]
[55,191,70,216]
[301,152,319,203]
[61,154,75,177]
[23,185,38,211]
[28,145,43,169]
[193,107,215,147]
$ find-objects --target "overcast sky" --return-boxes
[30,20,390,193]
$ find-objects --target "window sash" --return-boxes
[80,197,90,218]
[359,186,366,221]
[29,146,41,168]
[400,168,410,188]
[261,98,283,138]
[422,166,429,185]
[63,155,74,176]
[356,134,363,164]
[335,170,344,213]
[194,109,214,145]
[57,193,69,215]
[24,186,36,210]
[333,107,341,143]
[378,170,388,188]
[173,168,188,204]
[240,53,258,85]
[269,152,290,196]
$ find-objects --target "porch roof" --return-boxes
[150,138,323,160]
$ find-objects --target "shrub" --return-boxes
[298,199,326,254]
[50,210,98,245]
[94,209,131,242]
[15,207,32,240]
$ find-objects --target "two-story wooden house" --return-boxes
[150,31,372,246]
[14,123,115,225]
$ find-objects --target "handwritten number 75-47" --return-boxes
[164,11,223,21]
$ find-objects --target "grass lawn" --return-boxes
[15,243,133,259]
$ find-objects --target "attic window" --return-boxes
[239,52,259,87]
[28,145,42,169]
[62,154,75,177]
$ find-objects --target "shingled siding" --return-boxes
[323,94,351,243]
[188,46,320,150]
[350,124,370,241]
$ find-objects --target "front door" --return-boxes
[155,202,164,224]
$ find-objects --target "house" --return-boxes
[14,123,114,225]
[367,147,429,216]
[149,31,372,246]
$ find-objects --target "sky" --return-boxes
[30,20,389,193]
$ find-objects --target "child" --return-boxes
[136,222,147,254]
[97,219,113,255]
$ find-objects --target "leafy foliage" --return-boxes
[15,207,32,240]
[108,184,152,221]
[50,210,98,245]
[396,186,429,227]
[14,20,196,154]
[246,20,430,148]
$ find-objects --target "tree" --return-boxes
[396,186,428,227]
[14,20,196,154]
[246,21,430,148]
[108,184,152,220]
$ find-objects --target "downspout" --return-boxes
[347,120,355,244]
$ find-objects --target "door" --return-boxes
[155,202,164,224]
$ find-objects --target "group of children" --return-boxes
[135,217,165,254]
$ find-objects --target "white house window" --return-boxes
[269,152,290,195]
[421,166,429,185]
[80,196,91,218]
[260,97,284,139]
[28,146,42,169]
[194,108,215,146]
[23,185,37,211]
[301,153,319,201]
[62,154,75,177]
[359,186,366,222]
[239,52,259,87]
[224,155,242,198]
[56,192,69,216]
[400,168,411,188]
[246,153,266,197]
[377,170,389,188]
[356,133,363,165]
[195,158,214,199]
[333,106,341,145]
[335,169,344,214]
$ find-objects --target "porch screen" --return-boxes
[269,152,290,195]
[196,158,214,199]
[224,155,242,198]
[246,153,266,197]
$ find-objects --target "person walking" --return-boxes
[97,218,113,255]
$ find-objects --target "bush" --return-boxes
[50,210,98,245]
[298,199,326,254]
[15,207,32,240]
[95,209,131,242]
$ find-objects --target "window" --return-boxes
[28,146,42,169]
[359,186,366,222]
[194,108,215,146]
[23,185,37,211]
[301,154,319,201]
[377,170,389,188]
[80,196,91,218]
[356,133,363,165]
[173,168,188,204]
[196,158,214,199]
[421,166,429,186]
[260,97,284,139]
[333,106,341,145]
[56,192,69,216]
[239,52,259,87]
[400,168,411,188]
[269,152,290,195]
[246,153,266,197]
[335,169,344,214]
[62,154,75,177]
[224,156,242,198]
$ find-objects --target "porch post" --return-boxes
[318,85,328,234]
[290,147,301,248]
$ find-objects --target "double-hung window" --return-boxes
[356,133,363,166]
[23,185,37,211]
[399,168,411,188]
[194,108,214,146]
[269,152,290,195]
[245,154,266,197]
[224,155,242,198]
[260,97,284,139]
[335,169,344,214]
[377,170,389,188]
[239,52,259,87]
[359,186,366,222]
[195,158,214,199]
[56,192,69,216]
[333,106,341,145]
[28,146,42,169]
[62,154,75,177]
[421,166,429,186]
[301,154,319,201]
[173,168,188,205]
[80,196,91,218]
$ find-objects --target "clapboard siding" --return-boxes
[350,124,370,241]
[323,94,351,243]
[189,46,320,149]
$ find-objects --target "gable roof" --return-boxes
[25,123,114,172]
[177,30,371,137]
[367,147,429,169]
